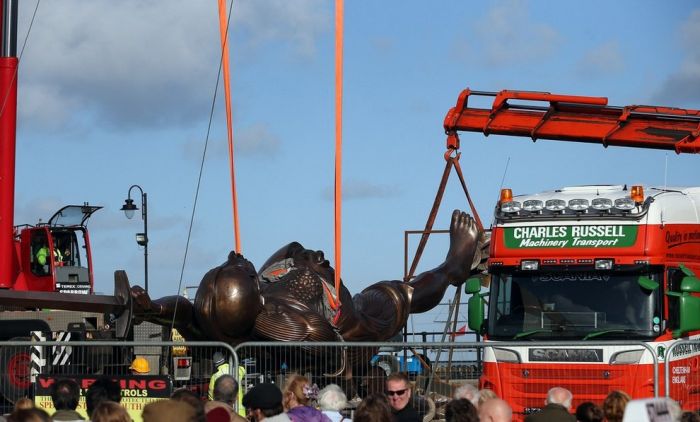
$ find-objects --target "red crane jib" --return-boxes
[443,88,700,154]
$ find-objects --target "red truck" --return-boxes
[446,89,700,419]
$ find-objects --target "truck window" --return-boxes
[666,268,684,331]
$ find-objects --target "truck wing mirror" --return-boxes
[467,293,485,333]
[465,277,481,294]
[666,265,700,338]
[637,276,659,291]
[465,277,485,332]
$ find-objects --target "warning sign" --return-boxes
[34,374,172,422]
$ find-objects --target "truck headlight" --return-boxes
[545,199,566,211]
[610,349,644,365]
[494,348,521,363]
[501,201,522,213]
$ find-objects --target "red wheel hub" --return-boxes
[8,353,31,389]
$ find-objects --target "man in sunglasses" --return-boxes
[386,373,420,422]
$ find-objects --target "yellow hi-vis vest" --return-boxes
[208,363,246,417]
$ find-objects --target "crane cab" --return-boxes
[14,205,101,294]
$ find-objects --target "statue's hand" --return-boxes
[130,285,159,317]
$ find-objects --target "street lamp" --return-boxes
[121,185,148,292]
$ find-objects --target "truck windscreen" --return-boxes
[487,271,660,340]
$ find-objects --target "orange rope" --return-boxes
[333,0,344,307]
[217,0,241,253]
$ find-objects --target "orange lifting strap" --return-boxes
[405,149,484,282]
[444,88,700,154]
[328,0,344,316]
[217,0,242,253]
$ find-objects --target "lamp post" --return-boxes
[121,185,148,292]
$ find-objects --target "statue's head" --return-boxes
[194,252,262,341]
[258,242,336,287]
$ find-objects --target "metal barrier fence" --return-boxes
[235,340,659,421]
[664,340,700,411]
[0,340,237,419]
[0,338,676,421]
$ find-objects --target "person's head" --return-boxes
[453,384,479,407]
[602,390,631,422]
[477,398,512,422]
[50,378,81,411]
[91,401,131,422]
[317,384,347,412]
[477,389,497,408]
[7,408,50,422]
[575,401,604,422]
[282,374,316,409]
[142,399,197,422]
[681,411,700,422]
[353,393,393,422]
[130,356,150,374]
[86,377,122,417]
[385,372,412,412]
[13,397,34,411]
[243,383,284,421]
[212,352,226,369]
[213,374,238,405]
[444,398,478,422]
[171,388,206,422]
[546,386,573,410]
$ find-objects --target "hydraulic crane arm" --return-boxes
[443,89,700,154]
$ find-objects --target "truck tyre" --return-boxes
[0,337,31,403]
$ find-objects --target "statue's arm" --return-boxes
[131,286,202,339]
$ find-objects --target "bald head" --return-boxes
[478,398,512,422]
[546,387,573,409]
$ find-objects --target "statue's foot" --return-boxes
[444,210,482,285]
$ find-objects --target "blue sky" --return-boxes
[12,1,700,333]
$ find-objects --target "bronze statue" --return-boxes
[131,210,485,375]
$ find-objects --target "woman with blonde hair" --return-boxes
[602,390,631,422]
[282,374,330,422]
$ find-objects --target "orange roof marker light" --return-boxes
[500,188,513,203]
[631,185,645,203]
[499,188,522,213]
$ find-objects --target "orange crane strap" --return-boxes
[217,0,241,253]
[333,0,344,307]
[405,152,484,282]
[444,88,700,154]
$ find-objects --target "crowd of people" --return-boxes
[4,373,700,422]
[448,383,700,422]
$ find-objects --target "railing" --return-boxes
[0,338,690,422]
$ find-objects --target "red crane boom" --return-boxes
[443,89,700,154]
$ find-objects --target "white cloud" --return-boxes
[182,123,281,160]
[652,9,700,106]
[475,0,561,65]
[16,0,329,132]
[575,41,625,77]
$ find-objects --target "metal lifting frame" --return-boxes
[443,89,700,154]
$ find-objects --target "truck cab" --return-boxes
[465,184,700,417]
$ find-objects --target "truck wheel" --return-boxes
[0,338,31,403]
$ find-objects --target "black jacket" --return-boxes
[524,403,575,422]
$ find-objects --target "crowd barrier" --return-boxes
[0,338,697,421]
